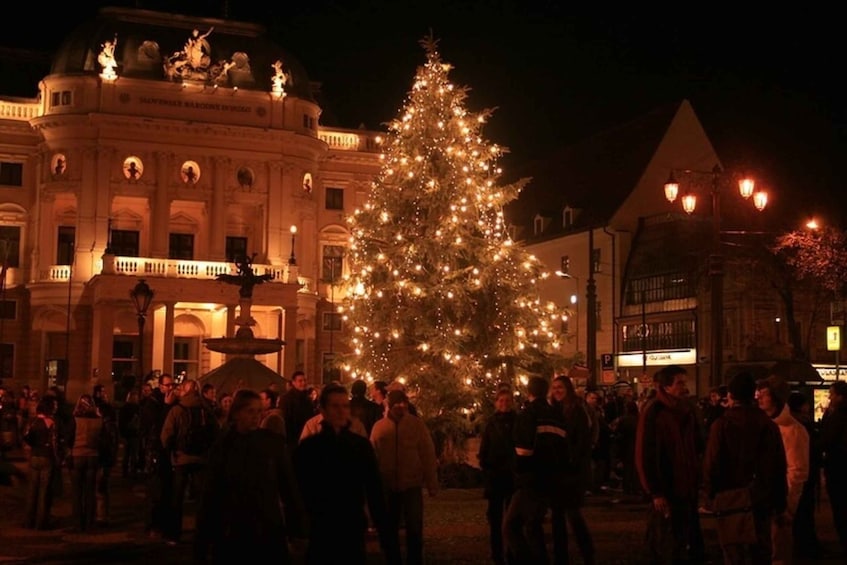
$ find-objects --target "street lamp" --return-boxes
[288,225,298,266]
[555,271,581,354]
[663,164,768,386]
[130,279,154,391]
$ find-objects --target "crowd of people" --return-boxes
[1,364,846,564]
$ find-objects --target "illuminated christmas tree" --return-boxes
[341,37,568,429]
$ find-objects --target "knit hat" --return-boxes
[387,390,409,407]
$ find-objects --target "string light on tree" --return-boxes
[341,35,569,427]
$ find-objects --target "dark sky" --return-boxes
[2,2,844,223]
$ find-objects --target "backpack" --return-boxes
[177,405,216,455]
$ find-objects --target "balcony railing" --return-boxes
[318,128,381,152]
[0,99,40,121]
[42,256,313,293]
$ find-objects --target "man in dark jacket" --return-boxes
[349,379,382,437]
[281,371,316,452]
[478,388,516,565]
[160,379,220,545]
[502,376,568,564]
[140,373,177,538]
[635,365,704,563]
[294,383,387,565]
[821,380,847,555]
[294,385,385,565]
[703,371,788,563]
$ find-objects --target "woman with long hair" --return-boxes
[195,389,304,563]
[548,375,596,565]
[67,393,103,532]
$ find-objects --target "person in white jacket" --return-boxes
[756,375,809,565]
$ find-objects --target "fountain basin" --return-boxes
[203,337,285,355]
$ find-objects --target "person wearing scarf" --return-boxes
[635,365,705,563]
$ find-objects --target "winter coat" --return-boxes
[477,410,516,498]
[773,404,810,515]
[702,403,787,514]
[821,404,847,474]
[635,391,702,501]
[370,412,438,492]
[69,415,103,458]
[196,427,304,557]
[295,421,386,535]
[160,391,220,466]
[512,398,571,491]
[281,388,316,449]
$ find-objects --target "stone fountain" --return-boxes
[200,255,288,393]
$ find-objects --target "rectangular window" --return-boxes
[322,352,341,384]
[592,248,602,273]
[111,336,136,384]
[322,312,342,331]
[174,337,199,381]
[321,245,344,282]
[559,255,570,275]
[0,300,16,320]
[168,233,194,260]
[0,343,13,379]
[110,229,139,257]
[325,187,344,210]
[0,226,21,268]
[57,226,75,266]
[225,236,248,263]
[50,91,72,107]
[626,274,695,305]
[0,162,23,187]
[621,319,695,352]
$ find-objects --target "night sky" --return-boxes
[1,1,843,223]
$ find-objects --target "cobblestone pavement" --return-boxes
[0,452,843,564]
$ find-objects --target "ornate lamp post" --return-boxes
[130,279,154,390]
[288,225,298,266]
[663,165,768,387]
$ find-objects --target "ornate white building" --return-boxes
[0,7,380,399]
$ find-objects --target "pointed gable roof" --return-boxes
[504,101,683,240]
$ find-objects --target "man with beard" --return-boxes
[635,365,705,563]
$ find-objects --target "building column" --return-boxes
[283,305,298,379]
[266,162,284,264]
[210,157,228,261]
[163,302,175,376]
[90,301,115,392]
[152,152,171,258]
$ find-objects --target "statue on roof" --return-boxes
[163,27,216,81]
[185,27,214,70]
[98,34,118,80]
[271,59,288,96]
[217,253,274,298]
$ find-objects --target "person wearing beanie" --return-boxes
[370,387,437,565]
[703,372,787,562]
[756,375,809,563]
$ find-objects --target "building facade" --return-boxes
[0,7,379,400]
[509,101,827,395]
